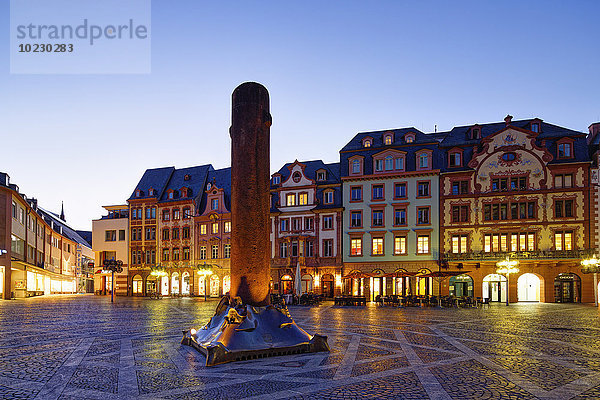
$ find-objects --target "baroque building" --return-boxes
[440,116,595,303]
[270,160,343,298]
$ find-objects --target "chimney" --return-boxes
[589,122,600,137]
[504,114,513,126]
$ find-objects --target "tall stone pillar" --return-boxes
[229,82,272,306]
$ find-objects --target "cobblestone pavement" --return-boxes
[1,296,600,399]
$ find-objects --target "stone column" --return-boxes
[229,82,272,307]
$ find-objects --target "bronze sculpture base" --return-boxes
[181,299,329,366]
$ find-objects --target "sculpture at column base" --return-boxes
[181,298,329,366]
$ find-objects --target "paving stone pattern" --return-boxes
[0,296,600,399]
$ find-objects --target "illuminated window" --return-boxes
[451,235,467,254]
[299,193,308,205]
[384,135,392,145]
[372,238,384,255]
[212,222,218,234]
[224,244,231,258]
[363,140,371,148]
[417,235,429,254]
[200,246,206,259]
[555,231,573,251]
[350,238,362,256]
[200,224,207,235]
[211,245,219,259]
[224,221,231,233]
[286,193,296,206]
[394,236,407,255]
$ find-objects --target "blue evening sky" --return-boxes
[0,0,598,230]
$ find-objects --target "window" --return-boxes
[317,171,326,181]
[211,199,219,210]
[172,228,180,240]
[449,152,461,167]
[323,216,333,229]
[451,235,468,253]
[394,208,406,225]
[417,207,430,224]
[162,228,169,241]
[324,191,333,204]
[280,242,288,258]
[292,218,302,231]
[146,228,156,240]
[350,211,362,228]
[492,178,508,191]
[417,235,429,254]
[394,183,407,198]
[19,207,24,224]
[451,205,469,223]
[162,209,170,221]
[182,227,190,239]
[306,241,314,257]
[351,159,361,174]
[200,246,206,259]
[558,142,572,158]
[280,219,289,232]
[417,181,430,197]
[304,217,314,231]
[372,210,384,227]
[394,236,407,255]
[145,207,156,219]
[485,233,535,252]
[286,193,296,206]
[200,224,207,235]
[502,152,517,162]
[323,240,333,257]
[212,222,219,234]
[224,244,231,258]
[510,177,527,191]
[363,139,371,148]
[183,247,190,260]
[147,250,156,264]
[418,154,429,169]
[385,156,393,171]
[471,128,480,139]
[555,231,573,251]
[350,238,362,256]
[162,248,169,261]
[291,241,298,257]
[224,221,231,233]
[384,135,392,145]
[12,201,17,219]
[554,174,573,188]
[173,209,180,220]
[372,185,384,200]
[105,230,116,242]
[211,245,219,259]
[372,238,384,255]
[168,192,174,199]
[375,159,383,172]
[395,157,404,170]
[484,201,535,221]
[299,193,308,205]
[555,200,574,218]
[405,135,414,143]
[452,181,469,195]
[531,123,539,133]
[272,176,280,184]
[119,230,125,241]
[351,186,362,201]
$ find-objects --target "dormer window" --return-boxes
[317,171,326,181]
[531,123,540,133]
[448,149,463,168]
[135,189,142,197]
[350,156,364,175]
[324,190,334,204]
[292,171,302,183]
[419,154,428,168]
[384,133,393,145]
[558,141,573,159]
[395,157,404,170]
[211,198,219,210]
[168,192,174,199]
[470,127,481,140]
[416,149,433,171]
[362,137,373,148]
[375,159,383,172]
[148,188,154,196]
[272,176,280,184]
[405,134,415,143]
[184,174,191,181]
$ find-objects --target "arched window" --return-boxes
[384,135,392,145]
[352,159,361,174]
[419,153,429,169]
[363,140,371,148]
[385,156,393,171]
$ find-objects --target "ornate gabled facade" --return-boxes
[440,116,594,303]
[270,160,343,298]
[340,128,443,301]
[194,167,232,298]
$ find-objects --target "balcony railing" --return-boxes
[442,249,594,262]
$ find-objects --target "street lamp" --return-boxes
[496,257,519,306]
[581,255,600,307]
[197,268,213,301]
[102,259,123,303]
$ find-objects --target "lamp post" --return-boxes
[197,268,213,301]
[496,258,519,306]
[581,255,600,307]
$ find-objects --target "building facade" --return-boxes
[270,160,343,298]
[92,205,129,296]
[0,172,89,299]
[440,116,595,303]
[340,129,443,301]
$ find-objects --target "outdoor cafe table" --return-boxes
[334,296,366,306]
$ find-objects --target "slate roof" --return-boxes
[158,165,212,203]
[128,167,175,200]
[38,207,92,249]
[197,167,232,214]
[340,127,436,152]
